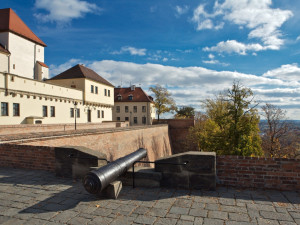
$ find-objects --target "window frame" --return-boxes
[70,108,74,118]
[133,117,138,124]
[91,85,94,93]
[101,110,104,118]
[95,86,98,94]
[116,106,120,113]
[125,106,129,113]
[43,105,48,117]
[50,106,55,117]
[142,106,146,113]
[97,110,100,118]
[1,102,8,116]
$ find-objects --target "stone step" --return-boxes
[120,167,162,188]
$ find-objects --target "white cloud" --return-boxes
[195,0,293,52]
[175,5,189,17]
[34,0,100,24]
[296,36,300,41]
[202,59,229,67]
[50,59,300,119]
[204,40,270,55]
[262,63,300,82]
[111,46,147,56]
[208,54,215,59]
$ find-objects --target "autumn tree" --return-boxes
[261,103,300,158]
[186,82,263,156]
[149,85,176,121]
[175,106,195,119]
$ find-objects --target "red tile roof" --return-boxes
[114,87,154,102]
[50,64,114,87]
[0,8,46,47]
[0,43,10,55]
[37,61,49,68]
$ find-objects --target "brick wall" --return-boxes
[0,122,128,135]
[0,144,55,171]
[153,119,195,154]
[217,155,300,191]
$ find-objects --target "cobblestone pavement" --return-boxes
[0,168,299,225]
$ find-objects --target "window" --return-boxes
[95,86,98,94]
[125,106,129,113]
[117,117,120,121]
[117,95,122,101]
[13,103,20,116]
[77,108,80,118]
[11,76,14,82]
[142,106,146,112]
[43,105,47,117]
[91,85,94,93]
[142,117,146,124]
[128,95,133,100]
[13,64,15,69]
[97,110,100,118]
[125,117,129,121]
[1,102,8,116]
[101,110,104,118]
[104,89,107,96]
[50,106,55,117]
[133,106,137,113]
[116,106,120,113]
[134,117,137,124]
[108,90,110,97]
[70,108,74,118]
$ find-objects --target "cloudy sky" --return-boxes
[2,0,300,119]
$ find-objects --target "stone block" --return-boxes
[190,174,216,190]
[99,180,122,199]
[55,146,107,178]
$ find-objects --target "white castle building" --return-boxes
[0,8,114,125]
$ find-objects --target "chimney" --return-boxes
[131,85,136,91]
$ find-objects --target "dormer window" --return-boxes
[117,95,122,101]
[128,94,133,100]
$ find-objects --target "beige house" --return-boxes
[113,86,156,125]
[0,8,114,125]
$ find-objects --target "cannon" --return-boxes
[83,148,147,194]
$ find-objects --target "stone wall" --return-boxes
[0,121,129,135]
[217,155,300,191]
[153,119,194,154]
[17,125,172,163]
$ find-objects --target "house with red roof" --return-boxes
[114,85,156,125]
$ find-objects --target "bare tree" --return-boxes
[261,103,299,158]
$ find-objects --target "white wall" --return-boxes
[8,33,45,79]
[0,53,8,73]
[84,79,114,105]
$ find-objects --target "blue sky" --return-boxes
[2,0,300,119]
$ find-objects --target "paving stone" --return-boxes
[247,204,276,212]
[191,202,205,209]
[257,218,280,225]
[133,206,151,215]
[166,213,180,219]
[67,216,92,225]
[203,218,225,225]
[226,221,256,225]
[169,206,189,215]
[88,216,113,225]
[180,215,195,221]
[148,208,168,217]
[194,217,204,225]
[153,202,172,209]
[50,210,79,223]
[177,219,194,225]
[208,210,228,220]
[154,217,177,225]
[229,212,250,222]
[279,222,298,225]
[219,198,236,206]
[260,211,293,222]
[134,215,157,225]
[289,211,300,219]
[174,199,193,208]
[206,203,220,210]
[110,216,135,225]
[220,205,248,213]
[189,208,208,217]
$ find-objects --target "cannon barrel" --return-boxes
[83,148,147,194]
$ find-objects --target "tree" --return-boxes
[175,106,195,119]
[149,85,176,121]
[261,103,300,158]
[186,82,263,156]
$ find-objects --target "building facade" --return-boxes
[0,8,114,125]
[113,86,156,126]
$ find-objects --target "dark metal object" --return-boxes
[132,160,188,188]
[83,148,147,194]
